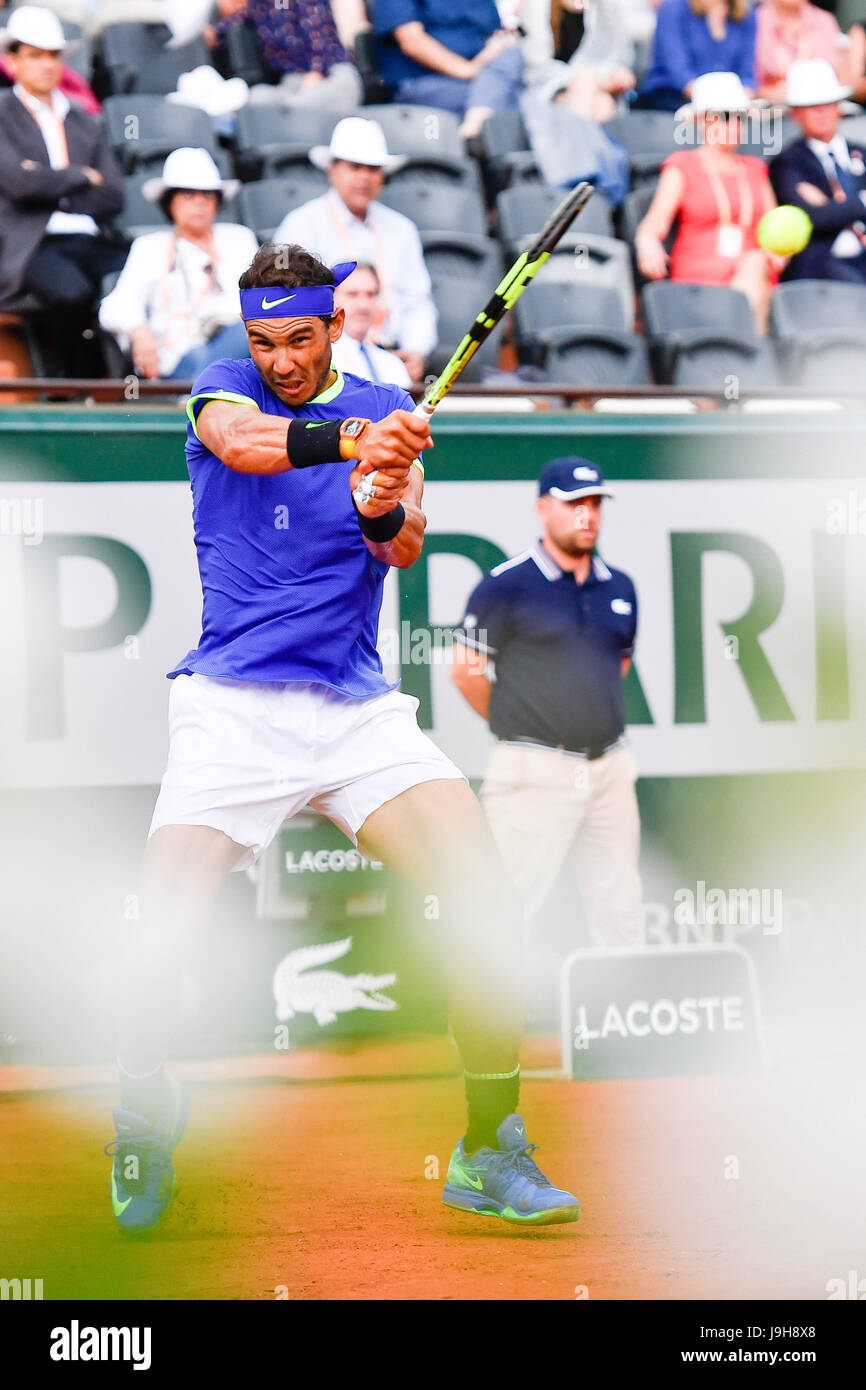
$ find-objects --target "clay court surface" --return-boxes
[2,1027,863,1303]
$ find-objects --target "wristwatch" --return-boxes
[339,417,370,460]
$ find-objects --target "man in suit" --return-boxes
[0,6,126,370]
[769,58,866,284]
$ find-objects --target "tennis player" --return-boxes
[105,244,580,1233]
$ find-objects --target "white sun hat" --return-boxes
[142,147,241,204]
[309,116,408,173]
[675,71,765,120]
[785,58,852,108]
[0,5,66,52]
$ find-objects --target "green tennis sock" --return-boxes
[464,1065,520,1155]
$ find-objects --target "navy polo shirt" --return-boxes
[373,0,500,87]
[455,541,638,752]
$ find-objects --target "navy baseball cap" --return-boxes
[538,457,616,501]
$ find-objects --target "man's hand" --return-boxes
[349,459,413,517]
[354,409,432,474]
[130,325,160,379]
[394,349,425,383]
[83,166,104,186]
[470,29,516,74]
[350,409,431,518]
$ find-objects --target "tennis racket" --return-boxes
[413,180,595,419]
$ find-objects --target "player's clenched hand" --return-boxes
[354,410,432,476]
[349,460,410,517]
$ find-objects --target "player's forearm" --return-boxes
[203,410,298,475]
[362,499,426,569]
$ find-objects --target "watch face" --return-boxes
[343,418,365,438]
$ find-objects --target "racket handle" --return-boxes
[413,400,435,420]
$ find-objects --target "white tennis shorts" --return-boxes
[149,674,465,869]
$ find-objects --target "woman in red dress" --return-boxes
[635,71,785,332]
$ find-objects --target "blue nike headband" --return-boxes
[239,261,357,320]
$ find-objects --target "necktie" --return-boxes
[831,151,856,198]
[830,150,866,247]
[359,340,380,383]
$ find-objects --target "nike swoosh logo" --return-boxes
[261,293,297,310]
[110,1172,132,1216]
[462,1173,484,1191]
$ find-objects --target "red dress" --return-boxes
[662,149,777,285]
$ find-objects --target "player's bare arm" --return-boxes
[195,401,431,479]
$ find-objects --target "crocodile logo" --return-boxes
[272,937,398,1027]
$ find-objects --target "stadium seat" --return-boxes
[236,175,329,242]
[496,184,614,253]
[98,23,210,95]
[513,281,648,381]
[529,234,636,330]
[222,18,270,87]
[642,281,780,387]
[603,110,679,183]
[840,114,866,149]
[620,182,656,246]
[385,152,482,190]
[419,233,502,289]
[57,21,93,83]
[104,94,216,172]
[378,181,486,237]
[427,273,504,380]
[620,181,679,288]
[234,107,346,182]
[769,279,866,388]
[479,111,538,193]
[361,104,463,160]
[540,326,651,388]
[354,30,390,105]
[118,174,240,240]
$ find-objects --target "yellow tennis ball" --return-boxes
[756,205,812,256]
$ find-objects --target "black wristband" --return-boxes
[352,497,406,542]
[287,417,342,468]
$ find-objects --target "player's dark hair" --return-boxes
[159,188,223,221]
[239,244,335,326]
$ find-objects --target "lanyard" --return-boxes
[701,151,753,231]
[326,192,389,342]
[18,88,69,168]
[159,233,221,352]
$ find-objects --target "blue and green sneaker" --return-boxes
[105,1075,189,1234]
[443,1113,580,1225]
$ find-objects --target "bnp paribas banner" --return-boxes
[0,410,864,787]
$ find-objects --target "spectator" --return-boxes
[210,0,363,110]
[330,262,414,386]
[98,147,256,380]
[274,117,436,383]
[769,58,866,282]
[0,6,125,373]
[536,0,637,121]
[635,71,781,331]
[0,12,102,113]
[372,0,524,138]
[756,0,849,102]
[639,0,757,111]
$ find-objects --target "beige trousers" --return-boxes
[480,741,643,948]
